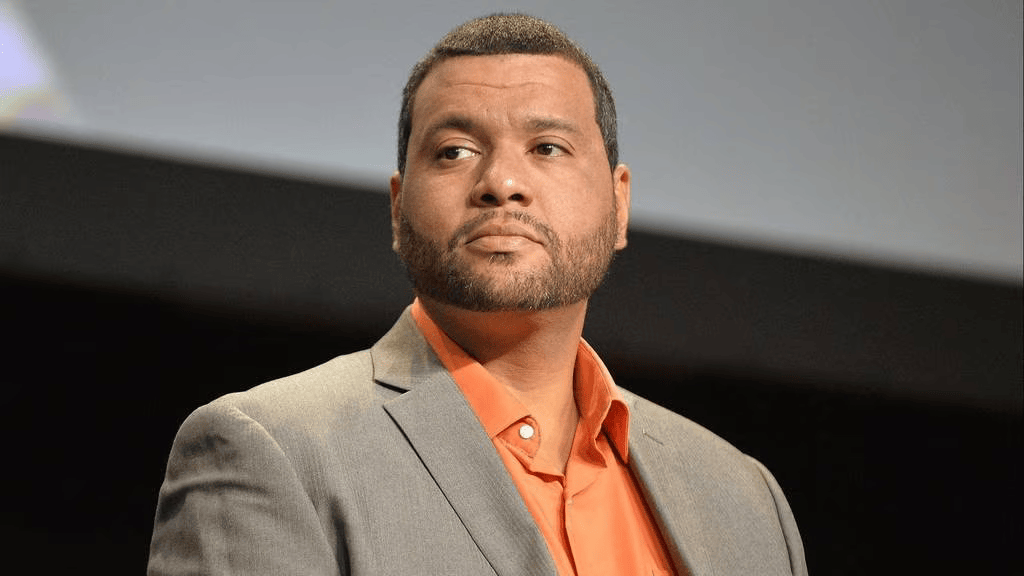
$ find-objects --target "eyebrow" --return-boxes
[421,115,478,143]
[525,116,582,136]
[420,114,582,143]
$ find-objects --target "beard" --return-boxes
[396,208,619,312]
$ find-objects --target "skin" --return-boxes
[390,54,631,472]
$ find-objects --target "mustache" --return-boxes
[446,210,557,251]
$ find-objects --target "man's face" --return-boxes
[391,54,630,311]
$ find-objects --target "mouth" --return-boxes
[464,222,545,246]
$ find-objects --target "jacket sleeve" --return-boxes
[750,457,808,576]
[147,401,341,576]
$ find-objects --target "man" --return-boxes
[148,13,806,576]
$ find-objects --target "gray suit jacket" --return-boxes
[148,309,806,575]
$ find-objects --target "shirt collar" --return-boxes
[575,338,631,461]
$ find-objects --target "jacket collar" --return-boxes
[371,308,557,576]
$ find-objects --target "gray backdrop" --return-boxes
[5,0,1022,281]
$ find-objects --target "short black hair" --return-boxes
[397,13,618,174]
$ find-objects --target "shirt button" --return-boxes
[519,423,535,439]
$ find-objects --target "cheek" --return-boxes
[547,176,615,224]
[401,191,459,238]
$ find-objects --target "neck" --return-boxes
[419,295,587,387]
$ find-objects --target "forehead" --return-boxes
[410,54,596,132]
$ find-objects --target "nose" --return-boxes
[471,148,532,207]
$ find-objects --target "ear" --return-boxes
[389,170,403,253]
[612,163,631,250]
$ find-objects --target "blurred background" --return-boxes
[1,0,1020,573]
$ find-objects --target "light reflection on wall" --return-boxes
[0,1,70,125]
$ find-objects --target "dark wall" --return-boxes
[2,132,1020,574]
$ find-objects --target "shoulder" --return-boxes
[185,348,390,446]
[225,349,376,414]
[621,387,741,455]
[620,387,773,488]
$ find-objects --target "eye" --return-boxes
[534,143,566,157]
[439,146,476,161]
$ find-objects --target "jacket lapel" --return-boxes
[372,310,556,576]
[624,390,711,576]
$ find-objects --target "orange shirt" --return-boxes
[411,301,675,576]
